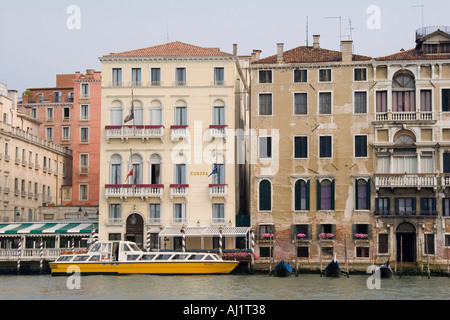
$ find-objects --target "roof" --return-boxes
[0,222,98,236]
[103,41,233,58]
[159,226,251,237]
[375,48,450,61]
[252,46,372,65]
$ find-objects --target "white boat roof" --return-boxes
[159,226,251,237]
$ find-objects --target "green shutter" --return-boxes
[295,181,301,211]
[316,180,321,211]
[366,179,371,210]
[331,180,335,211]
[259,180,271,211]
[306,180,310,211]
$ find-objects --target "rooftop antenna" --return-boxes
[412,4,424,31]
[325,16,343,49]
[166,18,170,42]
[306,16,309,46]
[347,18,357,40]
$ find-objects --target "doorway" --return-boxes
[126,213,144,248]
[396,222,416,263]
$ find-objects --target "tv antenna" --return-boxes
[412,4,424,30]
[347,18,356,40]
[306,16,309,46]
[325,16,343,49]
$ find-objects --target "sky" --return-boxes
[1,0,449,95]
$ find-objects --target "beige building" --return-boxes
[0,83,72,222]
[98,41,250,250]
[249,37,377,268]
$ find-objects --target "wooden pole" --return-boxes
[250,228,255,275]
[400,235,403,278]
[425,234,430,279]
[344,234,349,278]
[294,239,299,277]
[269,234,274,276]
[319,239,323,277]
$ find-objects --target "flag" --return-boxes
[125,168,133,183]
[208,163,218,177]
[124,90,134,123]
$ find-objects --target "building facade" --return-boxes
[0,83,72,222]
[250,29,450,270]
[98,41,249,250]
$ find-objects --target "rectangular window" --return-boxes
[319,92,332,115]
[444,198,450,217]
[319,136,332,158]
[319,69,332,82]
[259,70,272,84]
[112,68,122,87]
[292,224,311,240]
[375,198,390,215]
[356,247,370,258]
[294,69,307,83]
[62,127,70,141]
[81,84,89,98]
[354,91,367,114]
[420,198,436,216]
[294,180,310,211]
[355,135,368,158]
[317,180,334,211]
[151,68,161,86]
[80,154,89,168]
[31,108,37,118]
[294,93,308,115]
[63,107,70,120]
[46,108,54,121]
[109,204,121,220]
[81,105,89,120]
[424,234,435,255]
[54,91,61,103]
[175,164,186,184]
[317,224,336,238]
[131,68,142,86]
[174,203,186,223]
[79,185,88,201]
[420,90,432,112]
[442,89,450,112]
[259,93,272,115]
[393,91,415,112]
[214,67,224,86]
[395,198,416,216]
[259,137,272,159]
[80,128,89,143]
[354,68,367,81]
[175,107,187,126]
[46,127,53,141]
[212,164,225,185]
[149,204,161,223]
[212,203,225,224]
[376,91,388,113]
[110,163,121,185]
[176,68,186,86]
[294,136,308,159]
[355,179,370,210]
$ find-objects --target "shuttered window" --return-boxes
[294,180,310,211]
[294,136,308,158]
[355,179,370,210]
[317,179,335,211]
[319,136,332,158]
[259,180,272,211]
[355,135,368,158]
[378,234,389,254]
[442,89,450,112]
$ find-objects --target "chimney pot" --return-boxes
[313,35,320,49]
[277,43,284,63]
[233,44,238,56]
[341,40,353,63]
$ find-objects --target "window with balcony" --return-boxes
[175,104,187,126]
[173,203,186,223]
[259,179,272,211]
[129,154,143,185]
[149,154,161,184]
[294,180,310,211]
[211,163,225,185]
[149,204,161,224]
[150,100,163,125]
[421,90,432,112]
[392,73,415,114]
[213,100,225,126]
[174,164,186,185]
[294,93,307,115]
[214,67,225,86]
[375,198,390,216]
[151,68,161,86]
[110,154,122,184]
[212,203,225,224]
[132,100,143,125]
[395,198,416,215]
[54,91,61,103]
[317,179,334,211]
[110,100,123,125]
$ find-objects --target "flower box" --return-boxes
[318,233,335,240]
[354,233,369,239]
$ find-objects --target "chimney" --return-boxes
[251,49,262,61]
[277,43,284,63]
[233,44,238,56]
[313,35,320,49]
[86,69,95,75]
[341,40,353,63]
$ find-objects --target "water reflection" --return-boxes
[0,274,448,300]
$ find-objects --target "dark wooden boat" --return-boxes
[378,261,394,278]
[273,260,293,277]
[323,256,341,278]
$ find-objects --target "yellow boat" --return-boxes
[49,240,239,275]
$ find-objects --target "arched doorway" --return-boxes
[125,213,144,248]
[396,222,416,263]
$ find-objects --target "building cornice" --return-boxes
[99,56,236,63]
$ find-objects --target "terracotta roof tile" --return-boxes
[103,41,232,58]
[252,46,372,64]
[375,48,450,61]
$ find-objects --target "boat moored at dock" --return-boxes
[49,241,239,275]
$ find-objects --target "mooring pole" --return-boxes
[319,239,323,277]
[250,228,255,275]
[400,235,403,278]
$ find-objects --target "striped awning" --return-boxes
[159,226,251,237]
[0,222,98,235]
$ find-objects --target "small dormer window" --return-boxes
[441,43,450,53]
[425,44,438,54]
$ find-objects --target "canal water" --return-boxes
[0,273,448,300]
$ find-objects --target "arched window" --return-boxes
[149,100,162,126]
[212,99,225,126]
[110,100,123,125]
[110,154,122,184]
[127,154,143,185]
[259,180,272,211]
[392,73,416,112]
[131,100,143,125]
[294,180,310,211]
[174,100,187,126]
[149,154,161,184]
[355,179,370,210]
[317,179,335,211]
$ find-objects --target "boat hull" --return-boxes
[49,261,239,276]
[323,262,340,278]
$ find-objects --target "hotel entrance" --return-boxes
[126,213,144,248]
[396,222,416,263]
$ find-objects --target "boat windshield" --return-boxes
[171,254,189,260]
[128,243,142,252]
[73,255,90,262]
[89,255,100,261]
[188,254,204,261]
[140,254,156,261]
[57,255,73,262]
[155,254,172,260]
[89,243,101,252]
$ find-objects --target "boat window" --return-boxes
[101,243,112,254]
[73,255,90,262]
[127,254,140,261]
[155,254,172,260]
[171,254,189,260]
[140,254,156,261]
[212,254,221,260]
[204,255,214,261]
[57,256,74,262]
[188,254,204,261]
[89,243,100,252]
[128,243,141,252]
[89,255,100,261]
[122,243,132,252]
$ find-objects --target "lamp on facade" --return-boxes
[130,214,137,225]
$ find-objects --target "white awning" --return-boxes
[159,226,251,237]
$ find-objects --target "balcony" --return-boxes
[105,184,164,201]
[170,184,189,200]
[374,210,438,217]
[209,184,228,199]
[105,125,164,143]
[374,174,439,190]
[209,125,227,140]
[374,111,435,123]
[170,125,189,141]
[78,166,89,176]
[443,175,450,188]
